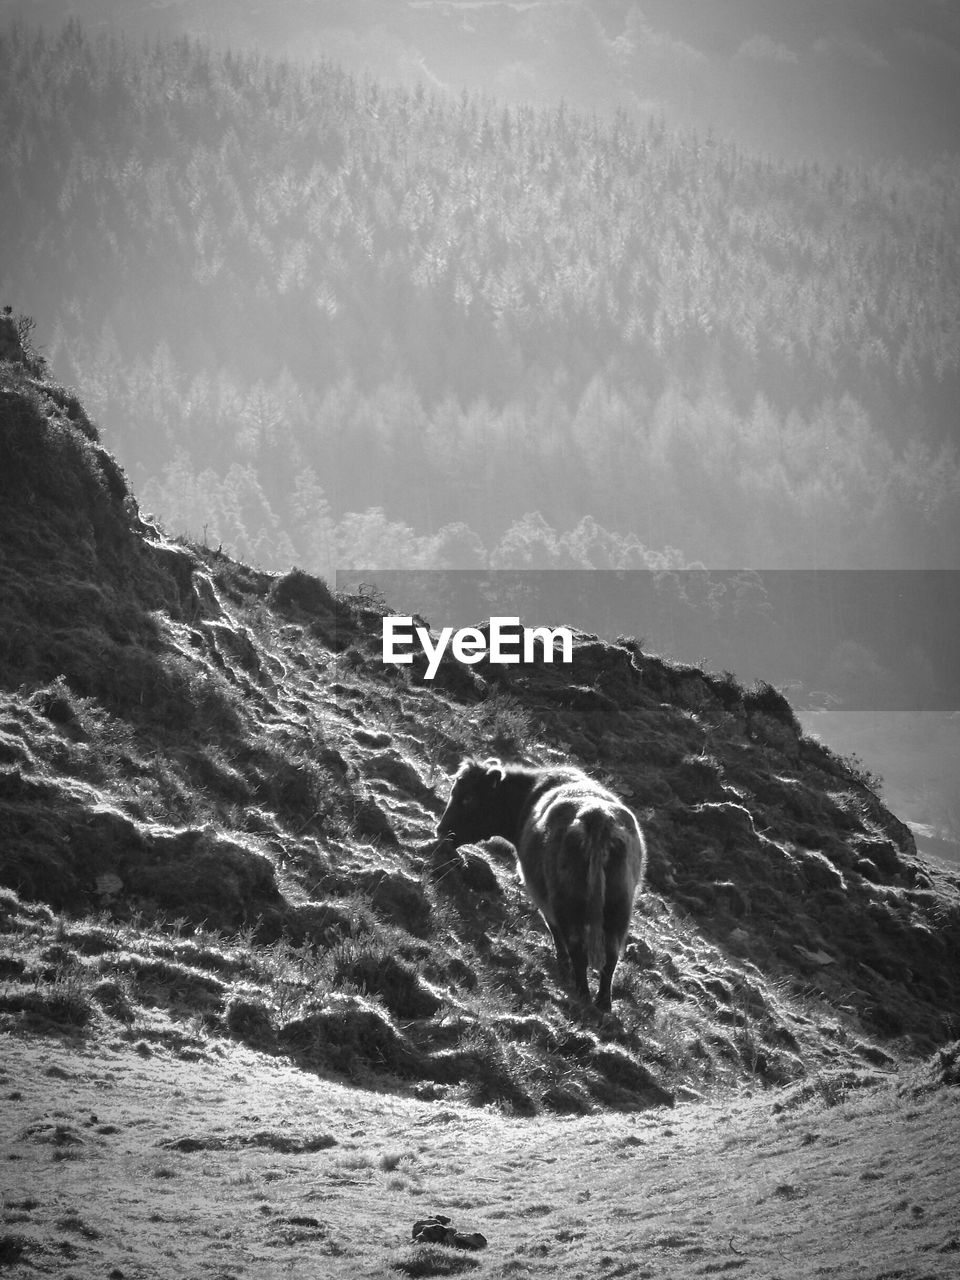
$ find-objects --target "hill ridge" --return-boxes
[2,328,959,1113]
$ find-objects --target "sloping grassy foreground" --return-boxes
[2,1030,958,1278]
[2,316,960,1126]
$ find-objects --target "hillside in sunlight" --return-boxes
[3,24,960,573]
[3,325,960,1125]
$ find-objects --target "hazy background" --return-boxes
[1,0,957,853]
[5,0,960,166]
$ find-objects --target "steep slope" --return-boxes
[2,326,959,1114]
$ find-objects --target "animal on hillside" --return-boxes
[436,758,646,1011]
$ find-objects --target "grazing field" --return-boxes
[2,1032,958,1279]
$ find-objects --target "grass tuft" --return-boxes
[392,1245,482,1276]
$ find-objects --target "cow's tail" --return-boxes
[580,809,614,972]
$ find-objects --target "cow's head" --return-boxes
[435,757,506,847]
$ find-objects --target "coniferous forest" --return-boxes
[3,21,960,576]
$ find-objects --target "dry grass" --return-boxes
[1,1030,957,1279]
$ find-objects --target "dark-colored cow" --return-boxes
[436,758,646,1011]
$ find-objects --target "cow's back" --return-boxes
[514,770,645,918]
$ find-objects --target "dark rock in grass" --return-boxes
[411,1217,487,1250]
[454,1232,488,1250]
[412,1217,455,1246]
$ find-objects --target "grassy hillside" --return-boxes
[3,325,960,1122]
[3,25,960,571]
[3,1031,959,1278]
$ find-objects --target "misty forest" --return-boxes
[3,21,960,578]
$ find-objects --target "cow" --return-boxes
[436,757,646,1012]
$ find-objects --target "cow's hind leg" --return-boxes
[548,829,593,1002]
[550,889,591,1002]
[549,918,589,1001]
[596,868,633,1011]
[546,917,589,1001]
[566,935,590,1002]
[595,941,620,1013]
[545,918,570,978]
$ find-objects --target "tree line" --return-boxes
[3,21,959,569]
